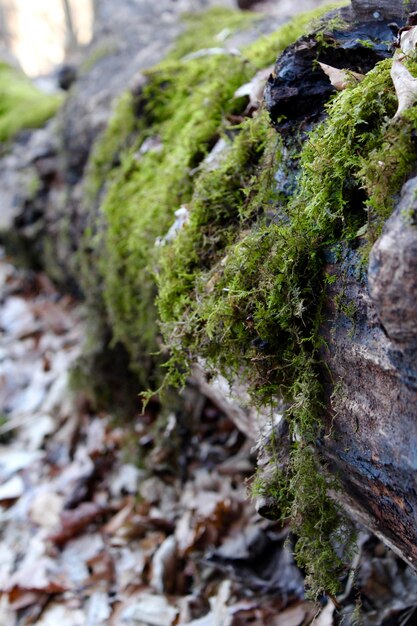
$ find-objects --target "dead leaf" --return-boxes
[120,593,178,626]
[398,25,417,56]
[391,58,417,119]
[234,66,275,112]
[86,550,115,585]
[313,600,335,625]
[273,602,317,626]
[33,602,86,626]
[49,502,114,546]
[86,590,112,626]
[0,447,42,480]
[103,497,135,536]
[391,25,417,119]
[30,491,64,528]
[6,556,67,598]
[0,475,25,502]
[150,535,178,593]
[318,62,364,91]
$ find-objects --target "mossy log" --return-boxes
[2,0,417,595]
[318,180,417,570]
[260,0,417,579]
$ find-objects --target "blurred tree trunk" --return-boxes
[62,0,78,55]
[0,1,11,50]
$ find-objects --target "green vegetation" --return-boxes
[157,56,417,595]
[0,62,62,142]
[81,3,343,382]
[80,1,417,597]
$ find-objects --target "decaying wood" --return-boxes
[318,177,417,569]
[264,13,393,127]
[263,0,417,571]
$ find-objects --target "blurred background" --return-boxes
[0,0,329,78]
[0,0,93,76]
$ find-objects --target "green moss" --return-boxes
[157,54,417,594]
[0,63,62,142]
[80,4,340,384]
[80,2,417,596]
[167,7,257,60]
[84,91,140,208]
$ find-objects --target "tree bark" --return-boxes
[316,0,417,570]
[319,186,417,568]
[263,0,417,571]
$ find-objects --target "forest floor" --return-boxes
[1,249,417,625]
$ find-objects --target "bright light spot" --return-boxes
[4,0,93,77]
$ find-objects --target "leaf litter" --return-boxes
[1,245,417,625]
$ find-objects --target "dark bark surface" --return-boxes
[263,0,417,571]
[319,183,417,567]
[265,17,393,126]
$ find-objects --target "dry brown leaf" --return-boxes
[6,557,67,598]
[318,62,364,91]
[391,58,417,119]
[272,601,317,626]
[150,535,178,593]
[102,497,135,536]
[86,550,115,585]
[234,65,275,112]
[49,502,114,546]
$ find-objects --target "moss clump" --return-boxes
[80,4,340,384]
[84,91,140,208]
[157,53,417,594]
[0,63,62,142]
[158,60,400,401]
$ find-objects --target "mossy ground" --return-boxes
[0,63,62,143]
[80,2,417,598]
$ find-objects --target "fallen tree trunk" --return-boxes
[2,0,417,595]
[260,0,417,575]
[319,180,417,569]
